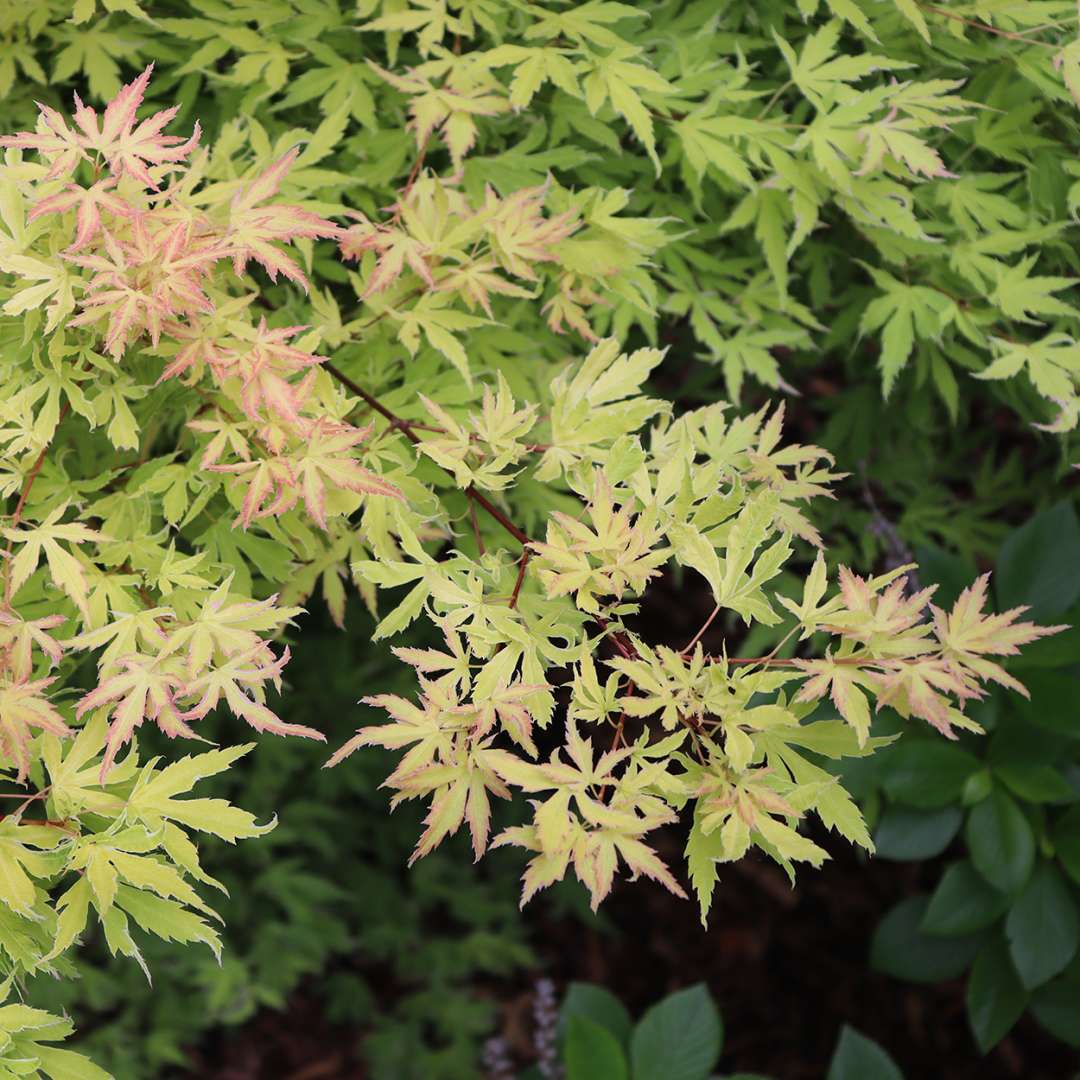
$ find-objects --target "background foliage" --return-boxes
[0,1,1079,1078]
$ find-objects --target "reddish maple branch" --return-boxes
[682,603,721,655]
[509,550,531,609]
[4,403,73,605]
[322,361,534,555]
[919,3,1062,47]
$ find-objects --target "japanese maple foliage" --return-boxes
[0,22,1070,1079]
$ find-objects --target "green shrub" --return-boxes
[850,503,1080,1052]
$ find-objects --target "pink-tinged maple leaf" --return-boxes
[158,582,301,679]
[483,184,578,281]
[0,676,72,781]
[293,419,405,529]
[75,653,193,779]
[932,573,1066,694]
[182,643,324,741]
[28,178,134,251]
[159,320,236,384]
[212,454,299,528]
[338,214,435,297]
[0,103,87,179]
[436,259,533,316]
[542,276,602,341]
[228,320,323,421]
[368,63,510,168]
[794,657,878,745]
[187,412,254,469]
[226,149,340,290]
[872,657,976,738]
[67,216,222,357]
[70,64,201,189]
[0,611,66,682]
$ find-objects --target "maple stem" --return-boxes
[467,486,531,546]
[594,616,638,661]
[0,815,74,832]
[757,79,792,119]
[323,362,420,444]
[322,361,535,552]
[509,549,531,609]
[401,140,429,200]
[918,3,1061,47]
[469,499,486,556]
[682,603,720,655]
[4,404,72,606]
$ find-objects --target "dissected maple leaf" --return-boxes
[0,676,72,781]
[2,505,102,619]
[76,653,191,778]
[70,65,201,189]
[226,149,340,289]
[182,644,323,741]
[933,573,1065,694]
[0,102,87,180]
[28,178,133,252]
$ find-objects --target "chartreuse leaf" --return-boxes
[126,745,274,841]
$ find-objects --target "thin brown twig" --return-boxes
[682,603,720,655]
[4,404,73,605]
[919,3,1061,48]
[509,550,531,609]
[322,361,534,553]
[469,499,486,556]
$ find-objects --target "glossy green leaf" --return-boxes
[966,937,1028,1052]
[871,897,982,984]
[1005,861,1080,989]
[826,1025,903,1080]
[966,789,1035,895]
[921,861,1010,937]
[630,984,722,1080]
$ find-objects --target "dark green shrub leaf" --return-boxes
[826,1025,903,1080]
[922,861,1009,937]
[966,937,1028,1052]
[1031,975,1080,1047]
[630,984,722,1080]
[966,789,1035,894]
[995,502,1080,621]
[880,742,980,808]
[566,1016,629,1080]
[913,543,977,613]
[1006,672,1080,739]
[874,805,962,861]
[1053,807,1080,888]
[996,761,1075,804]
[560,982,633,1047]
[871,897,982,984]
[1005,862,1080,989]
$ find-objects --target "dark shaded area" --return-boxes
[178,823,1080,1079]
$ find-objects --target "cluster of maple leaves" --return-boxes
[0,33,1068,1080]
